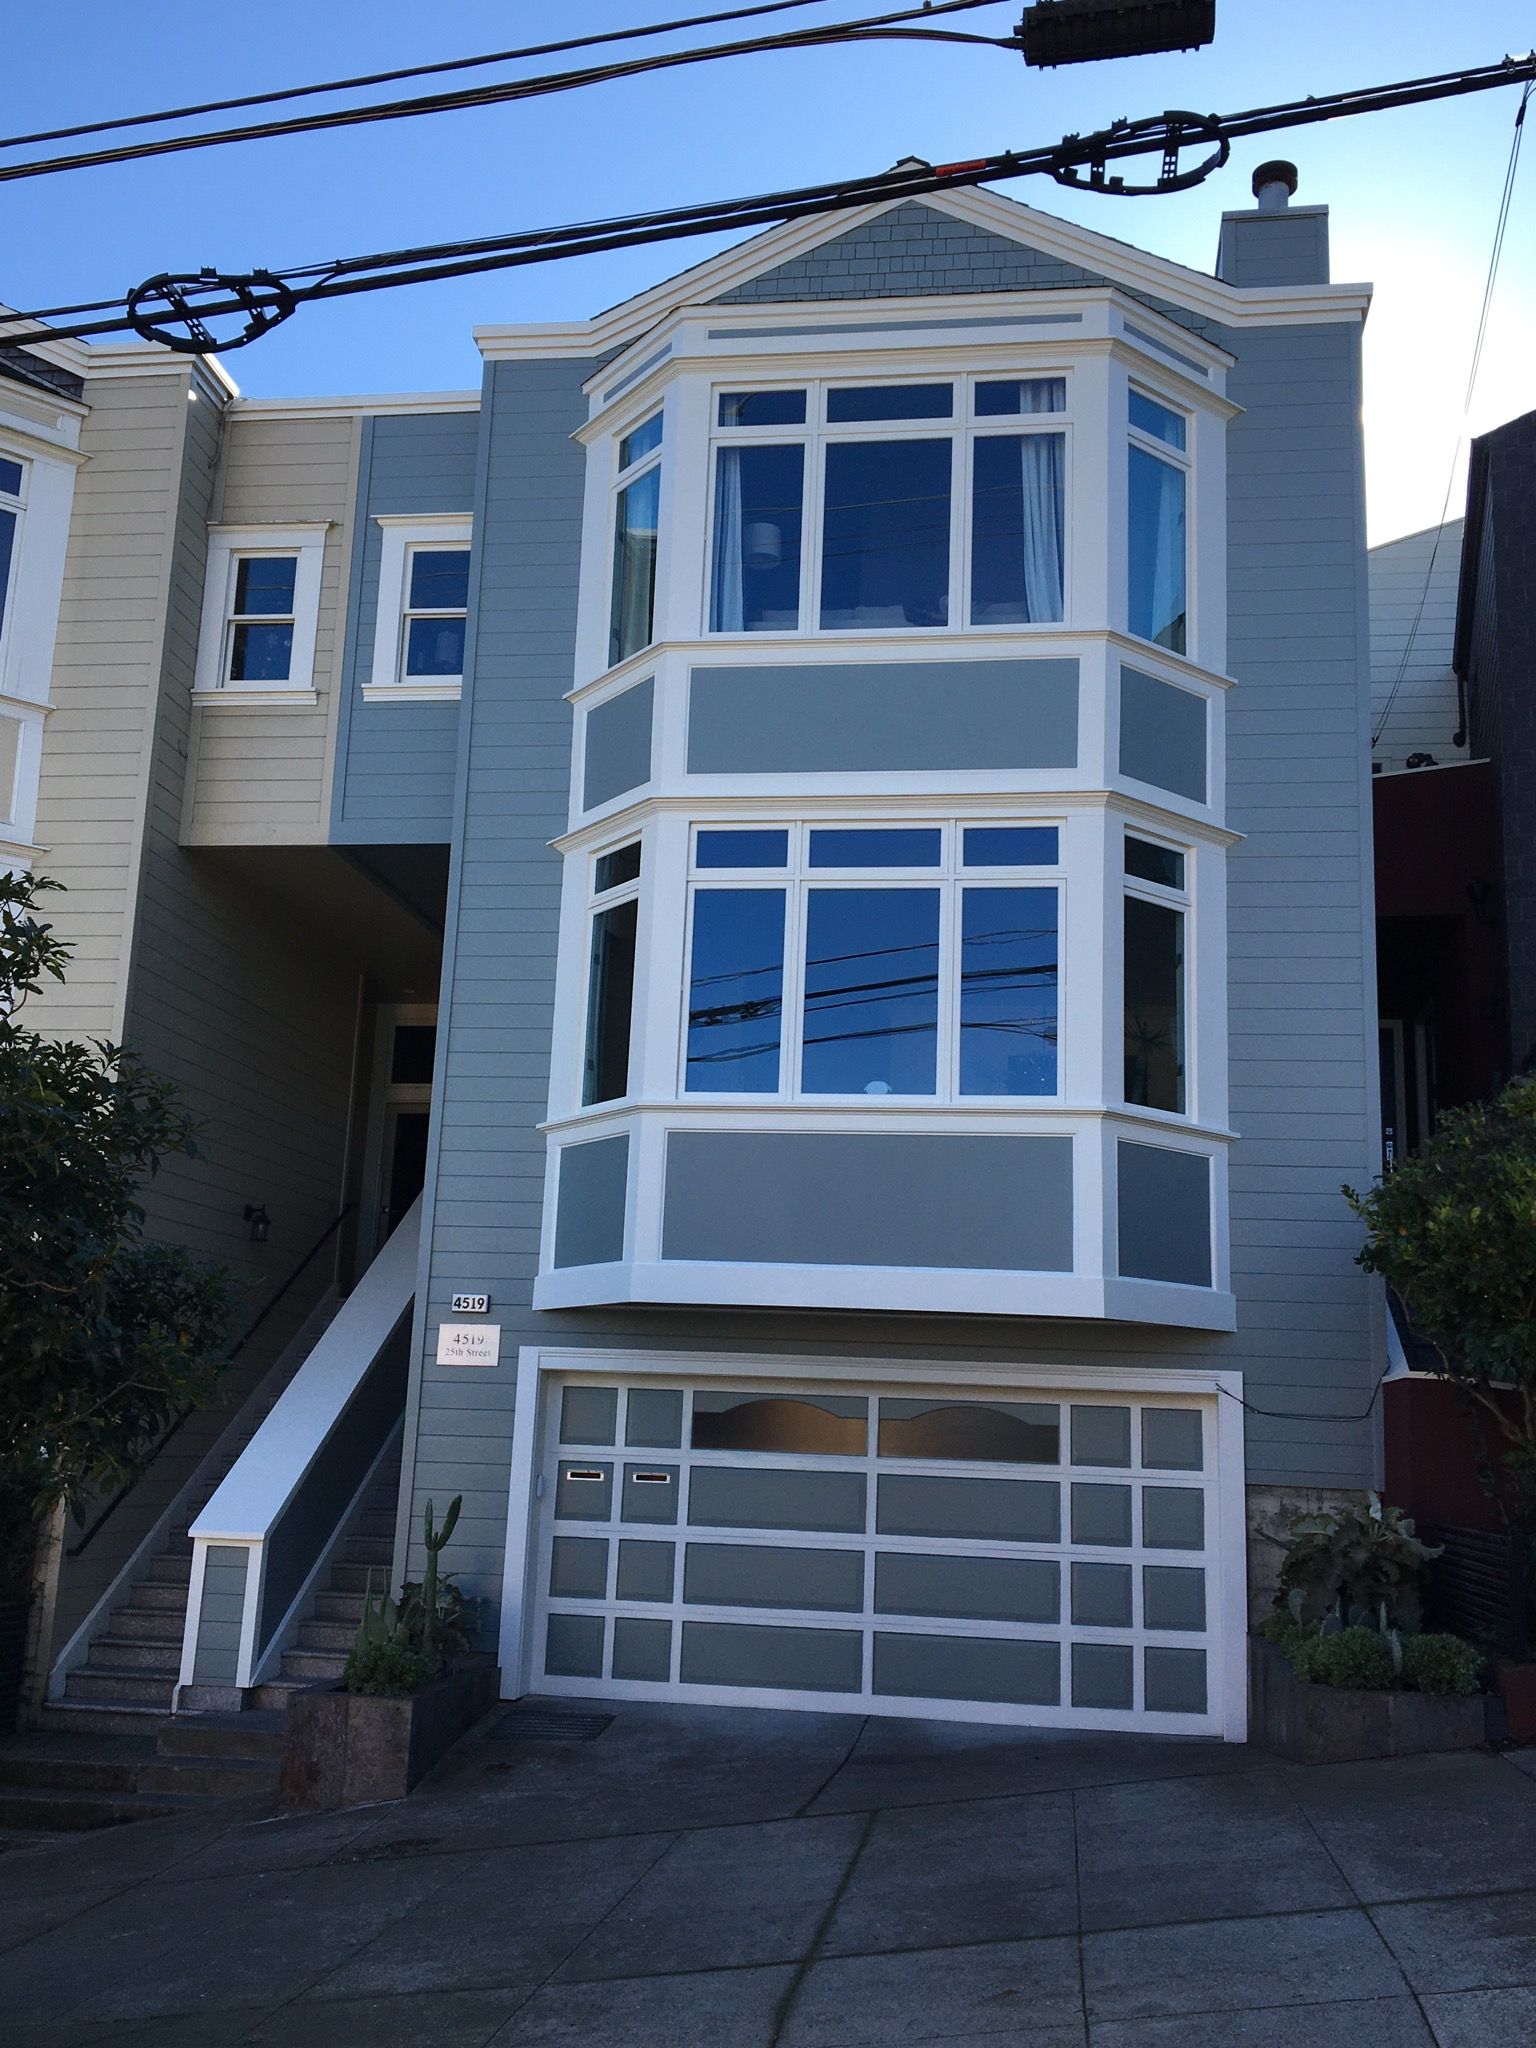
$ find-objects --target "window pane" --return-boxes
[404,615,466,676]
[802,888,939,1095]
[583,898,638,1105]
[808,828,942,868]
[610,466,660,666]
[827,384,952,422]
[0,458,23,496]
[718,390,807,427]
[695,829,789,869]
[976,379,1065,416]
[820,440,951,630]
[686,889,785,1094]
[1125,837,1184,890]
[878,1398,1059,1462]
[692,1392,866,1453]
[0,511,14,636]
[408,547,470,610]
[1125,896,1184,1112]
[963,826,1059,867]
[228,621,293,682]
[709,443,804,632]
[971,432,1064,625]
[1130,391,1186,449]
[1128,446,1186,653]
[390,1023,437,1085]
[960,887,1058,1097]
[595,843,641,893]
[233,555,297,616]
[619,413,662,468]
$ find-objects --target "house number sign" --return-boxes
[451,1293,490,1314]
[436,1323,501,1367]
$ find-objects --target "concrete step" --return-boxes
[295,1619,356,1654]
[86,1636,181,1675]
[137,1756,277,1800]
[0,1753,141,1795]
[279,1649,347,1682]
[353,1510,396,1540]
[146,1554,193,1586]
[108,1606,185,1645]
[159,1713,285,1763]
[0,1785,194,1833]
[161,1533,193,1558]
[248,1680,309,1711]
[341,1535,393,1566]
[65,1668,177,1710]
[328,1563,381,1595]
[312,1590,366,1624]
[38,1701,170,1736]
[125,1580,190,1615]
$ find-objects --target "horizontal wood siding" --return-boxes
[184,413,359,845]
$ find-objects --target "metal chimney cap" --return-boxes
[1252,159,1299,202]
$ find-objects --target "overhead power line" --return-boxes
[4,51,1534,357]
[0,0,1012,187]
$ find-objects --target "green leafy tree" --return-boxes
[1346,1079,1536,1523]
[0,870,232,1597]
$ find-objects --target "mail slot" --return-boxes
[622,1462,680,1526]
[555,1461,613,1521]
[565,1469,605,1482]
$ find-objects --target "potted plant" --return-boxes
[280,1496,500,1808]
[1251,1494,1495,1763]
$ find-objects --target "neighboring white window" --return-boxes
[0,454,24,660]
[368,515,472,698]
[194,524,327,699]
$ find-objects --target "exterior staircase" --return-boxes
[0,1714,284,1837]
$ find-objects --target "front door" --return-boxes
[361,1004,437,1255]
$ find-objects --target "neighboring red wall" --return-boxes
[1384,1375,1519,1530]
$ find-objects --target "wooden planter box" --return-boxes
[1250,1636,1495,1764]
[279,1654,500,1809]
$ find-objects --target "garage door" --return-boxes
[529,1378,1229,1733]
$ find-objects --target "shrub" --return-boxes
[1401,1633,1485,1697]
[1292,1626,1396,1691]
[342,1638,439,1698]
[1277,1493,1439,1633]
[1256,1610,1311,1655]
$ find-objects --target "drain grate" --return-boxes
[491,1708,613,1743]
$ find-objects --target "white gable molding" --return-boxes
[475,185,1371,364]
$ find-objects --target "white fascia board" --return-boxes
[229,391,481,419]
[475,186,1370,367]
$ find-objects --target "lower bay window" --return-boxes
[583,842,642,1105]
[1123,833,1187,1114]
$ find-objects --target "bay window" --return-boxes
[583,841,642,1105]
[1127,390,1188,654]
[609,412,662,668]
[1123,832,1187,1114]
[683,822,1061,1101]
[707,377,1066,638]
[0,456,23,653]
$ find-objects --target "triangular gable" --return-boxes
[709,199,1103,307]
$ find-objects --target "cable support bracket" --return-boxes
[1050,109,1229,196]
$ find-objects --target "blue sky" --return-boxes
[4,1,1533,541]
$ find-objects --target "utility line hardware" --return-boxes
[1020,0,1216,69]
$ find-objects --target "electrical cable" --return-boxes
[4,51,1534,355]
[1218,1368,1391,1426]
[0,0,884,151]
[0,1,1011,187]
[1370,77,1531,752]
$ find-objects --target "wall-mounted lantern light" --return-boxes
[244,1203,271,1244]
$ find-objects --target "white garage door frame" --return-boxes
[499,1346,1249,1742]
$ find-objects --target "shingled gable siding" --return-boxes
[397,222,1381,1637]
[331,410,479,845]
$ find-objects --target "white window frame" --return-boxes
[367,513,473,701]
[582,839,645,1107]
[1120,824,1192,1120]
[608,412,665,672]
[678,819,1067,1109]
[703,372,1072,643]
[194,523,327,703]
[0,453,24,665]
[1125,385,1192,658]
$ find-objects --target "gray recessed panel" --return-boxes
[875,1552,1059,1624]
[560,1385,617,1446]
[877,1399,1058,1463]
[553,1135,629,1269]
[1070,1483,1133,1548]
[876,1473,1060,1544]
[549,1536,608,1600]
[1145,1644,1208,1713]
[1119,665,1208,803]
[683,1542,864,1612]
[583,674,654,810]
[873,1632,1059,1706]
[1072,1641,1134,1710]
[616,1539,675,1603]
[680,1620,862,1692]
[1142,1486,1205,1551]
[663,1130,1073,1272]
[546,1612,605,1679]
[1071,1561,1133,1628]
[612,1616,671,1683]
[687,659,1078,775]
[1142,1407,1204,1471]
[555,1461,613,1522]
[1117,1143,1211,1288]
[621,1464,680,1525]
[626,1388,685,1448]
[1070,1405,1131,1469]
[1143,1565,1206,1632]
[688,1465,867,1534]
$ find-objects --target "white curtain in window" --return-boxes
[1019,432,1064,623]
[1148,456,1186,650]
[710,448,745,632]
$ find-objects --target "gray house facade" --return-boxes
[13,180,1382,1742]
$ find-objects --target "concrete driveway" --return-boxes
[4,1699,1536,2046]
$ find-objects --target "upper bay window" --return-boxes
[0,455,24,653]
[683,822,1061,1102]
[708,377,1066,638]
[610,411,662,669]
[1127,390,1188,655]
